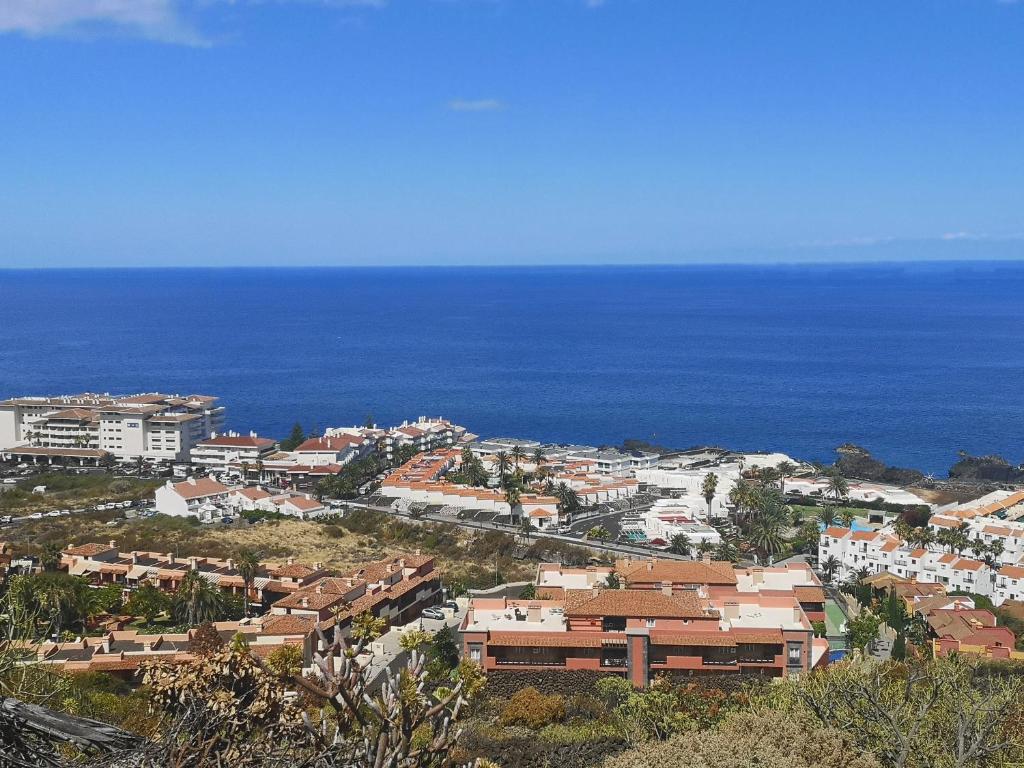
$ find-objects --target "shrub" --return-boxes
[500,686,567,729]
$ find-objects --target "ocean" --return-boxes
[1,262,1022,475]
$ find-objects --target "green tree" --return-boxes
[777,460,796,495]
[125,581,171,624]
[554,482,581,513]
[495,451,512,484]
[695,539,715,559]
[701,472,718,518]
[668,533,692,556]
[587,525,611,542]
[845,610,881,651]
[280,422,306,451]
[821,555,841,584]
[825,468,849,501]
[398,629,432,652]
[235,548,261,618]
[350,610,387,642]
[818,505,837,528]
[713,538,741,563]
[173,569,227,627]
[510,445,525,469]
[504,485,521,517]
[839,508,856,528]
[532,447,545,467]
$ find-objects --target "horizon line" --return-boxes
[3,257,1024,272]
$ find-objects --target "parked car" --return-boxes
[442,600,459,611]
[420,607,445,621]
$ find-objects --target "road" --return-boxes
[339,498,694,562]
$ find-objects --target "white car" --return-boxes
[29,512,43,519]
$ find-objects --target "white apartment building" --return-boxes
[0,392,225,462]
[383,418,468,461]
[191,432,278,472]
[818,527,999,602]
[293,434,374,467]
[154,477,233,517]
[564,448,659,475]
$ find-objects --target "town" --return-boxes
[2,390,1023,766]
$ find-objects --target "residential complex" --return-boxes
[190,432,278,472]
[153,477,327,520]
[52,544,443,677]
[461,557,829,687]
[0,392,225,463]
[819,490,1024,606]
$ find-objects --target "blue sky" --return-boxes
[1,0,1022,267]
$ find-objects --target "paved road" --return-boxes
[341,499,694,562]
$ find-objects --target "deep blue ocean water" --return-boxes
[1,263,1022,475]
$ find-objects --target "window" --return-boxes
[787,643,802,666]
[470,645,481,662]
[645,618,656,628]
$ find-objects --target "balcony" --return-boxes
[494,659,566,667]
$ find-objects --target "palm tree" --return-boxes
[820,555,841,584]
[134,455,145,477]
[701,473,718,519]
[504,486,521,519]
[668,533,692,556]
[989,539,1005,561]
[969,537,987,560]
[235,548,261,617]
[748,517,786,560]
[532,447,545,467]
[713,538,741,563]
[728,478,754,527]
[173,569,225,627]
[520,518,535,542]
[554,482,580,513]
[495,451,511,485]
[818,505,837,528]
[758,467,781,490]
[838,508,856,528]
[510,445,525,469]
[695,539,714,559]
[776,461,795,496]
[825,469,849,501]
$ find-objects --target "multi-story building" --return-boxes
[191,432,277,472]
[0,392,225,462]
[269,554,441,634]
[61,541,327,609]
[31,617,319,678]
[819,526,1001,601]
[461,557,828,686]
[153,478,327,520]
[382,418,468,462]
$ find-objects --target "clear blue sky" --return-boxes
[1,0,1022,267]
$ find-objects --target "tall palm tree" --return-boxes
[235,548,261,617]
[520,518,535,542]
[969,537,987,560]
[532,447,545,467]
[701,473,718,519]
[495,451,511,485]
[838,508,856,528]
[825,469,849,501]
[776,461,795,496]
[504,486,521,519]
[554,482,580,513]
[728,478,754,527]
[173,569,225,627]
[510,445,525,469]
[989,538,1005,561]
[821,555,841,584]
[695,539,714,559]
[818,505,837,528]
[748,517,786,560]
[758,467,781,490]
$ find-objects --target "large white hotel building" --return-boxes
[0,392,225,463]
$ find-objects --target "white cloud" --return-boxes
[0,0,205,44]
[448,98,505,112]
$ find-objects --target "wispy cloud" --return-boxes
[447,98,505,112]
[0,0,206,45]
